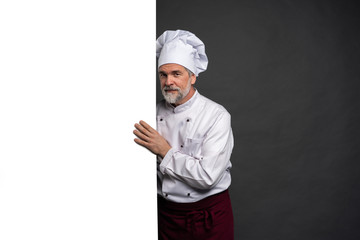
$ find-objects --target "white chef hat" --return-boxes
[156,30,208,76]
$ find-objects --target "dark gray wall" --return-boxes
[156,1,360,239]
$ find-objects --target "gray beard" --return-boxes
[162,89,182,104]
[162,78,191,104]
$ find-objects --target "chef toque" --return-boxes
[156,30,208,76]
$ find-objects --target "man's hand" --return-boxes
[133,120,171,158]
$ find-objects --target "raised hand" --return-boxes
[133,120,171,158]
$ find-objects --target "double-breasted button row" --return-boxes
[159,118,190,122]
[164,193,191,197]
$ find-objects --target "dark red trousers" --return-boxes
[158,190,234,240]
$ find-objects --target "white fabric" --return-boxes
[156,30,208,76]
[156,90,234,203]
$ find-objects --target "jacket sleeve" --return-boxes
[159,111,234,190]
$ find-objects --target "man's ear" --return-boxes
[190,74,196,85]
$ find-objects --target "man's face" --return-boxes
[158,63,196,105]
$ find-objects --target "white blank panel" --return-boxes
[0,1,156,239]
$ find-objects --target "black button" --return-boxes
[180,145,183,148]
[187,193,190,196]
[160,118,163,121]
[186,119,190,122]
[165,193,168,197]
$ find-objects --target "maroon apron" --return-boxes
[158,190,234,240]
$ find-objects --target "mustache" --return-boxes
[163,86,180,91]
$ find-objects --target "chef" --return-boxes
[133,29,234,240]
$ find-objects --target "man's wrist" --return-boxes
[159,146,171,159]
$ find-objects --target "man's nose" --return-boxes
[165,76,175,86]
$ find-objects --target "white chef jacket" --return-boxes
[157,90,234,203]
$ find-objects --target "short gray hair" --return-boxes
[184,67,194,77]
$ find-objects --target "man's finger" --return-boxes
[133,130,150,142]
[134,123,151,137]
[134,137,150,148]
[134,138,156,154]
[139,120,155,133]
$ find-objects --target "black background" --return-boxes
[156,1,360,239]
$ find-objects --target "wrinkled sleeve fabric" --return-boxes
[159,112,233,190]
